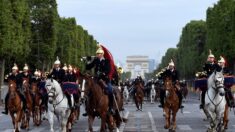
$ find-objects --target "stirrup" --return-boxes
[82,113,88,117]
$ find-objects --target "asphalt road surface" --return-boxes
[0,92,235,132]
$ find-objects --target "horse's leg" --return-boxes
[164,107,170,129]
[61,109,70,132]
[88,115,95,132]
[223,103,229,129]
[135,97,139,110]
[48,110,54,132]
[172,111,177,131]
[66,109,72,132]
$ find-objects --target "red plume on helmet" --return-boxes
[100,45,116,80]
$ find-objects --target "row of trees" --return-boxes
[0,0,97,85]
[156,0,235,79]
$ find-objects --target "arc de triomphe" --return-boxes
[125,56,149,79]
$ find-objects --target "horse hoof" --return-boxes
[164,125,169,129]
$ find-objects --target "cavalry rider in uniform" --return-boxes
[64,64,79,108]
[20,64,33,85]
[158,59,184,109]
[2,64,28,114]
[200,50,219,109]
[218,56,235,107]
[49,57,72,108]
[85,45,115,115]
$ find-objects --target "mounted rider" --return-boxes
[200,50,220,109]
[48,57,72,108]
[218,56,235,107]
[2,64,28,114]
[158,59,184,109]
[19,64,33,85]
[83,44,116,115]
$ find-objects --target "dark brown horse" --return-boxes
[21,78,33,130]
[7,80,23,132]
[223,103,229,129]
[78,73,126,131]
[31,82,42,126]
[180,81,188,100]
[133,81,144,111]
[163,77,179,131]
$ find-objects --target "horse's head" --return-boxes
[31,82,38,94]
[209,70,225,96]
[22,78,30,91]
[164,77,174,97]
[45,79,60,104]
[77,72,94,103]
[8,80,17,98]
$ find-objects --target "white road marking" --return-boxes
[183,111,191,114]
[177,125,192,130]
[148,111,158,132]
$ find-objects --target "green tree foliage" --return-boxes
[28,0,59,70]
[0,0,98,75]
[177,20,207,79]
[0,0,31,69]
[206,0,235,69]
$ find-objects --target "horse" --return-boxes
[133,81,144,111]
[204,71,226,132]
[21,78,33,130]
[31,82,42,126]
[180,81,188,101]
[123,85,129,104]
[163,77,179,131]
[7,80,23,132]
[78,73,126,131]
[150,83,156,104]
[223,103,229,129]
[45,79,72,132]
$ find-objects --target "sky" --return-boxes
[57,0,219,65]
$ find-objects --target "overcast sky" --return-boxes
[57,0,219,65]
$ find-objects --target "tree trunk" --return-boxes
[0,58,5,105]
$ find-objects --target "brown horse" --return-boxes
[163,77,179,131]
[21,78,33,130]
[31,82,42,126]
[133,81,144,111]
[223,103,229,129]
[180,81,188,100]
[67,89,81,132]
[78,73,126,131]
[7,80,23,132]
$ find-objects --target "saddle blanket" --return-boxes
[62,82,79,95]
[194,76,235,91]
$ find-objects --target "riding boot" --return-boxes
[65,93,72,109]
[19,93,28,112]
[159,90,165,108]
[177,90,184,108]
[2,93,9,115]
[200,90,206,109]
[227,89,235,107]
[108,94,114,114]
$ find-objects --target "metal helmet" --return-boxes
[168,59,175,67]
[218,56,225,63]
[63,63,68,71]
[96,44,104,54]
[208,49,215,58]
[12,63,18,70]
[23,63,29,71]
[54,56,61,65]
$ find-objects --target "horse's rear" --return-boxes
[31,82,42,126]
[134,83,144,111]
[112,87,128,128]
[7,80,23,132]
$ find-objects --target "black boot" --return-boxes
[159,90,165,108]
[19,93,28,113]
[108,94,114,114]
[177,90,184,109]
[65,93,72,109]
[200,91,206,109]
[2,94,9,115]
